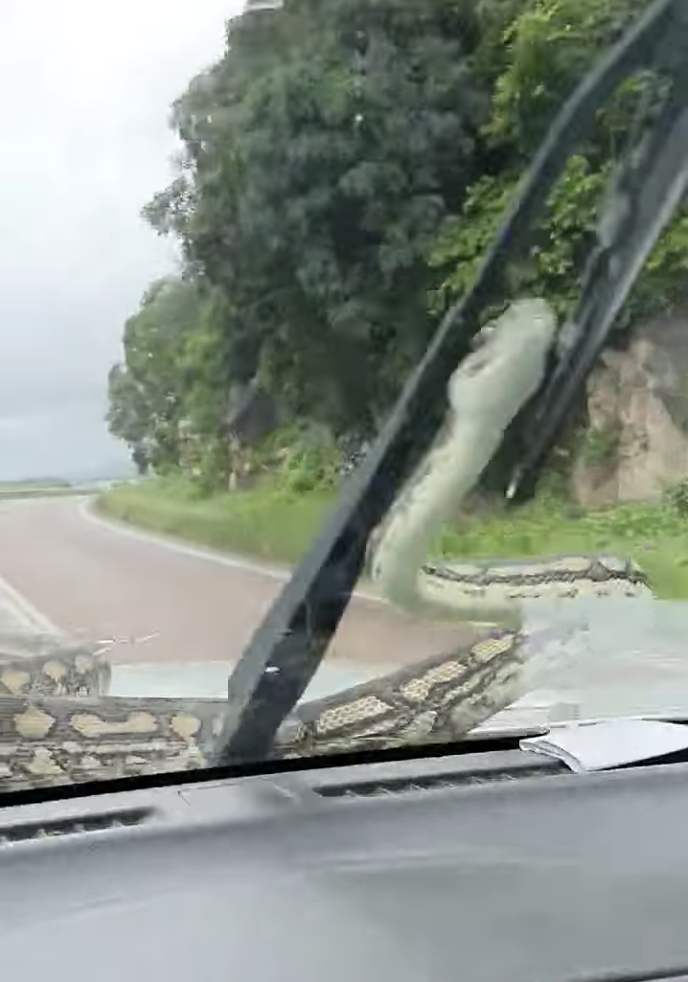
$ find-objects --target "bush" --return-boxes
[664,480,688,518]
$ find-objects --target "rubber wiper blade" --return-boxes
[507,37,688,502]
[211,0,685,768]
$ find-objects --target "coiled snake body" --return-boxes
[0,301,652,791]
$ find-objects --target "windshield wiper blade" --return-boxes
[507,63,688,502]
[211,0,687,768]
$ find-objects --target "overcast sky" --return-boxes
[0,0,243,481]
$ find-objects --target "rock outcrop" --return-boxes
[570,309,688,507]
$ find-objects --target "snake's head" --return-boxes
[448,298,558,423]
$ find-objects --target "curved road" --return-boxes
[0,495,471,675]
[3,495,688,724]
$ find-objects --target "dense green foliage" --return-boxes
[107,277,233,479]
[431,0,688,323]
[107,0,688,487]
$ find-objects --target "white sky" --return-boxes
[0,0,243,480]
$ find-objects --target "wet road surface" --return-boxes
[2,495,688,723]
[0,495,475,673]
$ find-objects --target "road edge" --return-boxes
[79,496,386,606]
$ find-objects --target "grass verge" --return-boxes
[97,477,688,600]
[96,476,335,566]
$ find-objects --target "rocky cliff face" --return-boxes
[570,310,688,507]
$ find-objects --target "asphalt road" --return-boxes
[3,495,688,724]
[0,494,475,678]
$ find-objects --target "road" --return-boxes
[2,495,688,724]
[0,495,483,699]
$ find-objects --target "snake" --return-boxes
[0,299,653,793]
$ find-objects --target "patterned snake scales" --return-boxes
[0,301,651,791]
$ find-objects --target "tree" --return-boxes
[106,363,154,475]
[144,0,491,434]
[107,277,213,474]
[431,0,688,325]
[111,0,688,494]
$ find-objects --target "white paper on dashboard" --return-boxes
[519,719,688,772]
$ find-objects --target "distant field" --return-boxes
[0,482,91,500]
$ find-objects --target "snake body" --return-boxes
[0,300,652,791]
[370,299,559,624]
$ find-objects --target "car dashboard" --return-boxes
[1,741,688,982]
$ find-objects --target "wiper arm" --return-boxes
[507,41,688,502]
[211,0,688,768]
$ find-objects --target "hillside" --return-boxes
[104,0,688,510]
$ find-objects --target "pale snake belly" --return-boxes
[0,301,651,790]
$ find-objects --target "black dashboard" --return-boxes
[1,745,687,982]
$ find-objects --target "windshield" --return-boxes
[1,0,688,792]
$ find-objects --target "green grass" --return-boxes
[0,484,85,500]
[433,495,688,599]
[96,476,335,566]
[97,478,688,600]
